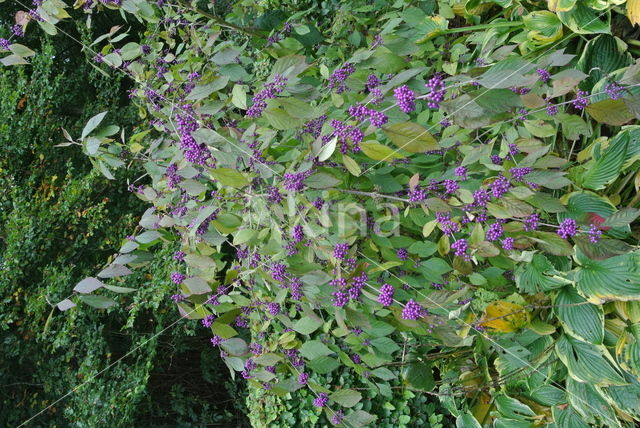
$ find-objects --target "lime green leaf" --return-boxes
[556,335,625,386]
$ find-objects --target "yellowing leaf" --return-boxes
[480,301,530,332]
[587,99,634,126]
[383,122,439,153]
[360,140,404,161]
[628,0,640,26]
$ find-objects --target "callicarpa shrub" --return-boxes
[5,0,640,426]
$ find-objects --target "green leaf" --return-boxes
[183,276,212,295]
[516,254,569,294]
[82,111,108,139]
[360,140,404,161]
[329,388,362,407]
[494,394,536,420]
[293,316,323,335]
[531,231,574,256]
[103,285,136,293]
[343,410,377,428]
[220,338,248,356]
[582,131,629,190]
[406,362,435,391]
[602,208,640,228]
[185,77,230,100]
[476,56,535,89]
[305,172,341,189]
[231,84,247,109]
[586,99,634,126]
[552,405,590,428]
[555,334,626,386]
[78,294,117,309]
[558,2,610,35]
[0,54,29,66]
[342,154,361,176]
[555,287,604,344]
[210,168,250,188]
[383,122,438,153]
[456,413,482,428]
[299,340,333,360]
[316,136,337,162]
[308,355,340,374]
[8,43,35,57]
[524,120,556,138]
[575,251,640,303]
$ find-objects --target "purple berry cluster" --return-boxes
[425,74,446,109]
[333,243,349,259]
[347,103,388,128]
[328,63,355,94]
[283,170,312,192]
[536,68,551,83]
[402,299,424,320]
[313,392,329,408]
[171,272,186,284]
[393,85,416,113]
[246,74,288,118]
[557,218,577,239]
[378,283,394,307]
[572,90,589,110]
[605,82,624,100]
[451,239,468,258]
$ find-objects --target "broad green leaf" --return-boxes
[406,362,435,390]
[602,208,640,228]
[555,287,604,344]
[305,172,341,189]
[210,168,250,188]
[383,122,438,153]
[524,11,563,46]
[8,43,35,57]
[575,250,640,303]
[555,335,626,386]
[494,394,536,419]
[308,355,339,374]
[343,410,377,428]
[558,2,610,34]
[516,254,570,294]
[552,405,590,428]
[299,340,333,360]
[476,56,535,89]
[329,388,362,407]
[293,316,323,334]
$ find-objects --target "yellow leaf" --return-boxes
[628,0,640,26]
[480,300,530,333]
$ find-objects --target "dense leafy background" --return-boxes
[2,0,640,426]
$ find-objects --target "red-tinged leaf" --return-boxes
[585,212,610,231]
